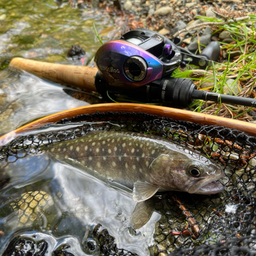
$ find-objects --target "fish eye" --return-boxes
[189,166,201,177]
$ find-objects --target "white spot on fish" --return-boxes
[118,156,122,161]
[125,163,128,169]
[84,145,88,151]
[131,148,135,153]
[76,146,80,152]
[102,141,106,145]
[139,168,143,173]
[89,156,92,161]
[70,145,73,151]
[142,153,145,157]
[51,148,55,152]
[151,150,155,155]
[96,148,99,153]
[114,146,117,151]
[103,156,107,161]
[92,142,96,146]
[132,165,136,170]
[97,162,101,168]
[108,149,112,154]
[112,162,117,167]
[146,161,149,166]
[136,157,140,162]
[122,143,126,147]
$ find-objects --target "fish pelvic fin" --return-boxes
[131,200,155,229]
[133,181,159,202]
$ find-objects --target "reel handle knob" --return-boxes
[200,41,220,62]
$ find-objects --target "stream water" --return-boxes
[0,0,123,136]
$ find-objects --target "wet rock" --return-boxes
[187,34,211,52]
[0,108,13,122]
[67,45,86,58]
[223,78,241,95]
[3,236,48,255]
[154,6,173,16]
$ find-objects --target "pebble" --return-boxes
[200,76,215,89]
[206,7,216,18]
[185,2,197,8]
[219,31,232,40]
[223,78,242,96]
[173,20,187,33]
[187,34,211,52]
[154,6,173,16]
[123,0,132,11]
[158,28,170,35]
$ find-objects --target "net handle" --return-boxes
[1,103,256,146]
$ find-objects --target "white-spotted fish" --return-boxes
[44,131,224,203]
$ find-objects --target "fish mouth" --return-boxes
[188,178,224,195]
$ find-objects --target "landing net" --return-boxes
[1,112,256,255]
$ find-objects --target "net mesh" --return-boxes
[1,111,256,255]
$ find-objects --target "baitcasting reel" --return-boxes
[94,29,256,108]
[94,28,220,88]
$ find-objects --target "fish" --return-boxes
[43,131,224,203]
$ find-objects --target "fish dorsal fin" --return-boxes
[133,181,159,202]
[130,200,155,229]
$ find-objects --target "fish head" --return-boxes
[184,158,224,194]
[150,153,224,195]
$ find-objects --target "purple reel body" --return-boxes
[94,29,182,88]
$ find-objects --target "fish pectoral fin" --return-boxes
[133,181,159,202]
[130,200,155,229]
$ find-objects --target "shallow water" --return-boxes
[0,0,122,135]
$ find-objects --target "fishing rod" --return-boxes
[9,28,256,108]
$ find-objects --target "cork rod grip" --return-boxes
[9,57,98,92]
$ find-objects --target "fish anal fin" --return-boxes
[133,181,159,202]
[131,200,155,229]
